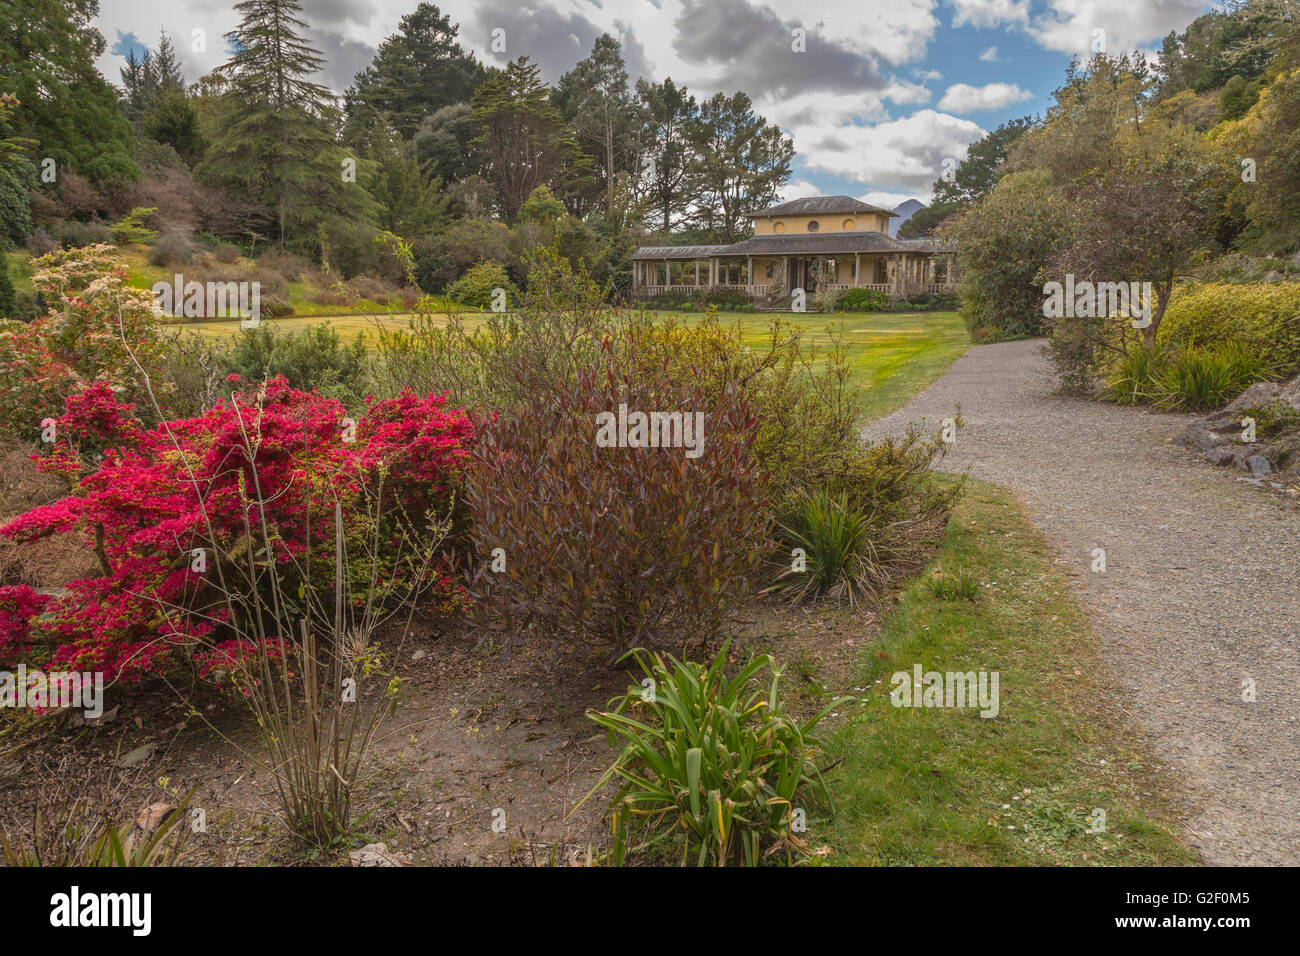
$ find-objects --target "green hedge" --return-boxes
[1160,281,1300,377]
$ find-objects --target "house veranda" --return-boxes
[631,196,956,308]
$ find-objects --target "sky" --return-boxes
[95,0,1218,210]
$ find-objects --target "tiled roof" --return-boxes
[754,195,897,218]
[629,244,733,260]
[722,233,922,255]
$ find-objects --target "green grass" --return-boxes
[175,308,969,422]
[821,479,1197,866]
[679,309,969,422]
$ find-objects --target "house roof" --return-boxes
[629,244,732,261]
[754,195,897,219]
[723,232,922,256]
[631,234,943,260]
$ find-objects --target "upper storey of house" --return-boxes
[750,196,897,237]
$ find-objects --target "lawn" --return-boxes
[175,307,970,422]
[819,479,1196,866]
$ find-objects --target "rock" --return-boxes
[1246,455,1272,476]
[348,842,410,867]
[1205,446,1237,466]
[412,649,426,661]
[135,802,177,832]
[1176,422,1220,452]
[1263,270,1283,282]
[117,742,156,768]
[69,705,119,728]
[1223,381,1283,417]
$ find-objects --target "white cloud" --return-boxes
[793,108,986,193]
[885,78,934,105]
[859,189,925,209]
[937,81,1032,112]
[949,0,1028,29]
[779,178,824,201]
[1028,0,1206,56]
[979,45,999,62]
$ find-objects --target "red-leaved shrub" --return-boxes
[0,377,473,680]
[467,335,774,656]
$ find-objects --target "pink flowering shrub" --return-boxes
[0,377,473,681]
[0,245,166,444]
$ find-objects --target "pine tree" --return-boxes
[471,57,595,222]
[343,3,488,143]
[0,253,15,318]
[198,0,373,245]
[1,0,137,183]
[553,34,640,217]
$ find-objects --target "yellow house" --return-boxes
[631,195,954,306]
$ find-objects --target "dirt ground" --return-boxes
[0,599,878,866]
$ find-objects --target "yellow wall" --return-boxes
[749,255,888,286]
[753,211,892,236]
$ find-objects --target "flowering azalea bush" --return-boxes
[0,245,167,443]
[0,377,473,681]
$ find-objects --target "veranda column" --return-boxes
[854,252,861,288]
[746,256,753,293]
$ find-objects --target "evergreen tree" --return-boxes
[0,0,137,183]
[636,77,699,232]
[470,57,591,223]
[198,0,373,245]
[343,3,488,142]
[686,91,793,242]
[0,253,15,319]
[553,34,641,216]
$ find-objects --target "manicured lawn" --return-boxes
[821,479,1197,866]
[173,307,969,423]
[678,310,969,421]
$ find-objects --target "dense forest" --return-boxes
[0,0,795,315]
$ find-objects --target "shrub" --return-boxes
[1159,282,1300,378]
[0,245,165,441]
[147,228,195,267]
[216,323,369,406]
[213,243,241,264]
[945,170,1073,339]
[107,207,158,246]
[0,378,473,680]
[1150,343,1274,411]
[1102,346,1168,405]
[577,639,842,866]
[836,287,891,312]
[466,329,772,657]
[770,488,876,606]
[767,418,962,606]
[1241,400,1300,440]
[444,259,517,311]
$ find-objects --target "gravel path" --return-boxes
[864,339,1299,865]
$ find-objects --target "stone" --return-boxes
[1205,446,1236,466]
[117,743,156,768]
[348,842,410,867]
[1246,455,1272,476]
[1176,422,1222,452]
[135,802,177,832]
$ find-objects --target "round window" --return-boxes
[773,220,786,234]
[843,218,856,231]
[807,220,820,232]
